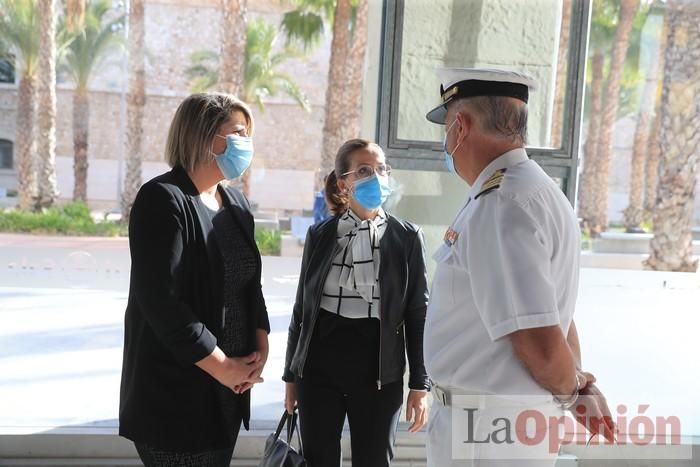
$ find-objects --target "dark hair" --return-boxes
[324,138,385,215]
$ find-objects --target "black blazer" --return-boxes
[283,213,431,391]
[119,166,270,452]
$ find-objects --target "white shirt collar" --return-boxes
[467,148,529,201]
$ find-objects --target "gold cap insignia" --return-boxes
[441,86,458,103]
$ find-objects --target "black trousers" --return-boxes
[296,311,404,467]
[297,378,403,467]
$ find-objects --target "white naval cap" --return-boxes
[425,68,538,124]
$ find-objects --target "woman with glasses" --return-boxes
[119,93,270,466]
[283,138,430,467]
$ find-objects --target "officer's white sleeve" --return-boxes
[465,194,560,341]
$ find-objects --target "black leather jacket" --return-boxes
[283,213,431,391]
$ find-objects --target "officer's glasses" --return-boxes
[341,164,392,180]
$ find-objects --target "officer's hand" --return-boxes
[569,383,616,443]
[578,370,597,390]
[406,390,429,433]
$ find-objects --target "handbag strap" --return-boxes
[270,410,305,466]
[285,412,295,445]
[273,411,288,442]
[279,411,304,466]
[292,411,304,456]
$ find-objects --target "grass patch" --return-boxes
[0,202,127,236]
[1,202,284,256]
[580,230,592,251]
[255,227,281,256]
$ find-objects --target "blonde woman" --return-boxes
[119,93,270,466]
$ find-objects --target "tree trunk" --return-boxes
[16,72,37,210]
[218,0,248,196]
[577,52,604,230]
[623,110,650,232]
[218,0,246,96]
[318,0,351,190]
[73,88,90,202]
[643,113,661,222]
[645,0,700,272]
[65,0,86,33]
[643,15,668,224]
[587,0,640,236]
[623,29,665,231]
[344,0,369,138]
[35,0,60,209]
[550,0,572,148]
[121,0,146,222]
[625,12,666,231]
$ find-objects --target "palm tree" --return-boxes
[120,0,145,222]
[645,0,700,272]
[623,5,664,231]
[0,0,39,210]
[550,0,572,148]
[643,11,668,224]
[643,113,661,221]
[64,0,86,32]
[35,0,60,209]
[577,0,618,228]
[59,0,125,202]
[585,0,640,235]
[185,18,310,198]
[281,0,369,190]
[185,19,310,112]
[218,0,246,96]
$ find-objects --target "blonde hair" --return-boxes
[165,93,254,172]
[325,138,385,215]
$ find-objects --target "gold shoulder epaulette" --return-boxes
[475,168,506,200]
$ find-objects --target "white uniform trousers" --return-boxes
[427,390,563,467]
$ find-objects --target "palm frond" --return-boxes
[0,0,40,75]
[189,17,309,111]
[184,49,219,92]
[57,0,125,90]
[269,72,310,112]
[280,10,324,51]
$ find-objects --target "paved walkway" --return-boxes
[0,234,698,439]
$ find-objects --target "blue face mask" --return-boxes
[214,134,254,180]
[443,118,460,175]
[353,174,393,210]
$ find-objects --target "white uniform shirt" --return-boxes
[424,148,581,398]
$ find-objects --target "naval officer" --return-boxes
[422,68,615,466]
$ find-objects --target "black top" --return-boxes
[205,200,259,428]
[284,214,431,391]
[119,166,270,452]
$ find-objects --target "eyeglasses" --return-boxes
[341,163,392,179]
[215,127,248,138]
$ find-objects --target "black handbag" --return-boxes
[258,410,307,467]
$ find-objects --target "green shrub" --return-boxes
[0,202,127,236]
[255,227,281,256]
